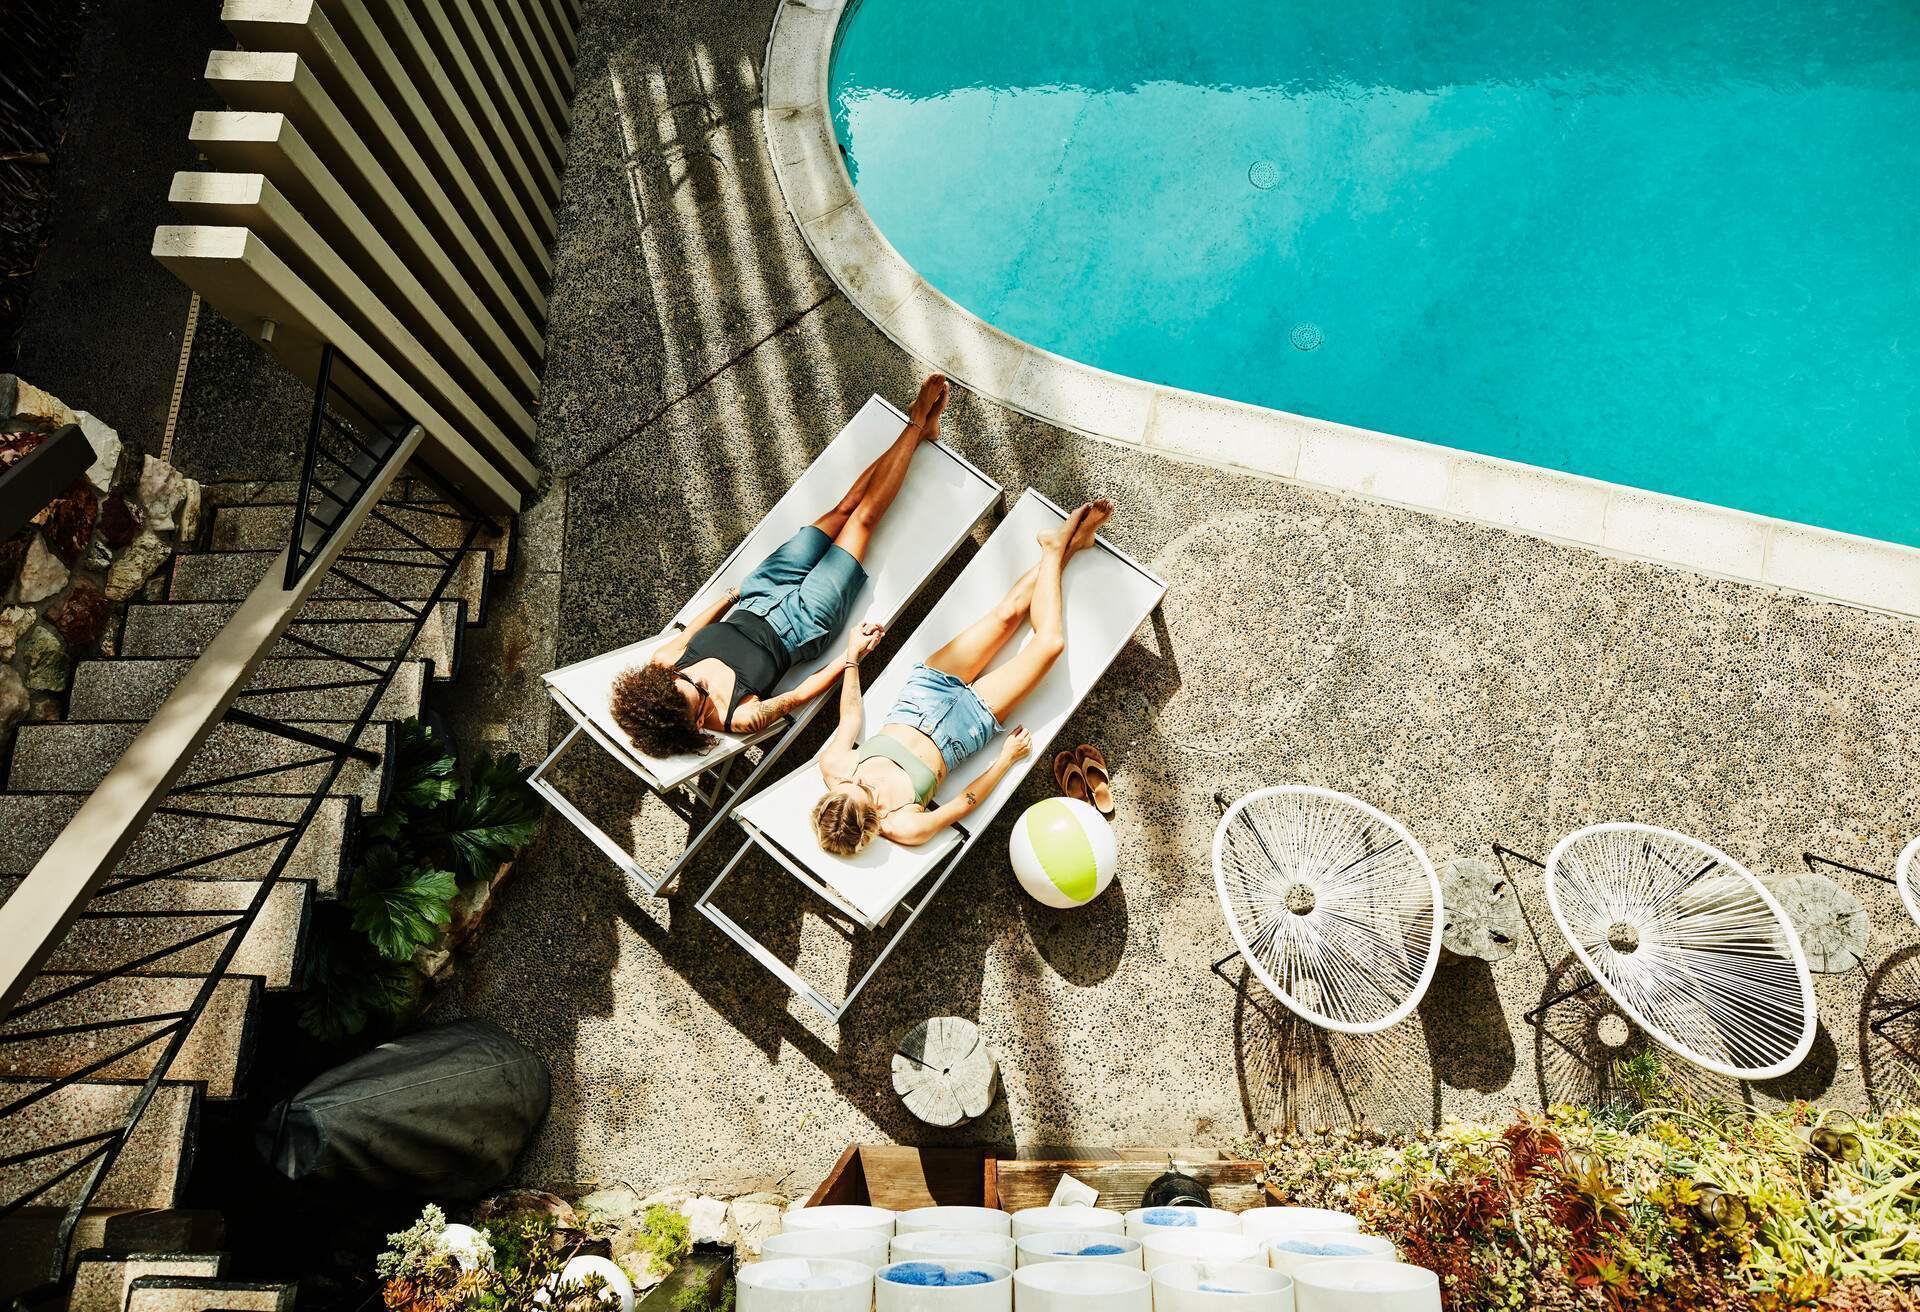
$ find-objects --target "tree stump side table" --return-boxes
[1440,856,1523,962]
[892,1016,1000,1128]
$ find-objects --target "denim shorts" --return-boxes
[731,526,868,663]
[885,663,1003,771]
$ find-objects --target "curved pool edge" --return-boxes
[762,0,1920,620]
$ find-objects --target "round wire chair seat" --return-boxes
[1211,785,1443,1034]
[1545,822,1815,1080]
[1897,836,1920,930]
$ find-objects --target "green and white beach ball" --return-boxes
[1009,797,1117,908]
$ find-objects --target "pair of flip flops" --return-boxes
[1053,745,1114,816]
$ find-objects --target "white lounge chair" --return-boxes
[697,488,1168,1022]
[530,395,1002,895]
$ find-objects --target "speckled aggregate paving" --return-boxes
[447,0,1920,1196]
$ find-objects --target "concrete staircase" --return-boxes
[0,478,513,1308]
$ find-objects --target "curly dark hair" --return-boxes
[609,663,714,757]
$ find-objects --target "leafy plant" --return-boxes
[635,1203,692,1276]
[300,719,542,1039]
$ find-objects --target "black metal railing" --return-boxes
[0,356,500,1294]
[285,344,413,589]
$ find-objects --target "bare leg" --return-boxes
[969,500,1111,721]
[924,562,1042,682]
[830,375,949,561]
[809,376,950,538]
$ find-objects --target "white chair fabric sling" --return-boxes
[1542,822,1816,1080]
[530,395,1002,895]
[1211,785,1443,1034]
[698,488,1168,1022]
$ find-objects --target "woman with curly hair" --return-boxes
[609,375,951,758]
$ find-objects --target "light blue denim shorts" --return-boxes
[731,526,867,663]
[885,663,1002,771]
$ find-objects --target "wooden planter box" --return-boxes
[806,1146,1267,1213]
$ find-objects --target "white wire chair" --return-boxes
[1211,786,1443,1034]
[1800,837,1918,1034]
[1540,823,1816,1080]
[1899,836,1920,932]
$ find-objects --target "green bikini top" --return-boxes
[854,734,938,807]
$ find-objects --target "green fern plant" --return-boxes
[349,846,460,961]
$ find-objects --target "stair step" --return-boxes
[210,501,511,573]
[0,877,308,989]
[0,794,353,897]
[70,658,428,722]
[6,721,393,812]
[119,600,465,681]
[127,1279,295,1312]
[72,1253,225,1312]
[0,1080,198,1211]
[0,974,258,1100]
[0,1210,225,1302]
[200,475,437,511]
[169,549,492,623]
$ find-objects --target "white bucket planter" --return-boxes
[761,1228,891,1272]
[1291,1260,1440,1312]
[539,1256,634,1312]
[738,1257,875,1311]
[1012,1260,1151,1310]
[1265,1232,1396,1276]
[876,1259,1013,1311]
[892,1230,1018,1268]
[1123,1207,1241,1238]
[783,1205,898,1239]
[1013,1232,1142,1268]
[898,1206,1011,1236]
[1237,1208,1360,1243]
[1153,1262,1296,1311]
[1140,1229,1266,1275]
[1009,1205,1125,1239]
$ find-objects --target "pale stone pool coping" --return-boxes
[763,0,1920,619]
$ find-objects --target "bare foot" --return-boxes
[1066,498,1113,555]
[909,374,950,438]
[1038,503,1093,555]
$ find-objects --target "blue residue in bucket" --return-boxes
[1142,1208,1198,1227]
[883,1264,995,1287]
[1273,1238,1371,1256]
[1199,1283,1253,1293]
[1076,1243,1126,1256]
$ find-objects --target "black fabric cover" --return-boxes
[259,1019,550,1196]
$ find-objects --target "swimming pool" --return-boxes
[828,0,1920,547]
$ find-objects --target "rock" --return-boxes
[612,1253,665,1297]
[0,538,22,597]
[16,623,69,692]
[0,431,46,465]
[106,530,171,600]
[97,491,144,549]
[0,605,35,662]
[679,1196,730,1246]
[140,456,190,531]
[579,1186,641,1223]
[73,413,122,495]
[43,484,98,565]
[4,377,78,430]
[0,666,27,736]
[176,481,203,544]
[27,692,60,722]
[87,539,112,572]
[45,578,110,648]
[473,1189,578,1230]
[411,942,453,981]
[727,1196,786,1262]
[17,535,70,604]
[1440,856,1523,962]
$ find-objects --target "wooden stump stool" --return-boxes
[892,1017,1000,1127]
[1772,873,1869,973]
[1440,856,1522,962]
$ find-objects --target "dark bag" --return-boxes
[259,1019,549,1197]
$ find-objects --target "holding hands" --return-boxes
[847,621,886,661]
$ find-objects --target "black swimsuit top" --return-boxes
[675,612,790,730]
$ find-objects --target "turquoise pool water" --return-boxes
[829,0,1920,545]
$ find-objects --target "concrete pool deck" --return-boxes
[442,0,1920,1196]
[765,0,1920,621]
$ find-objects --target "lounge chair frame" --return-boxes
[696,489,1168,1022]
[530,397,1002,897]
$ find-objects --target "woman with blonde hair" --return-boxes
[810,498,1113,852]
